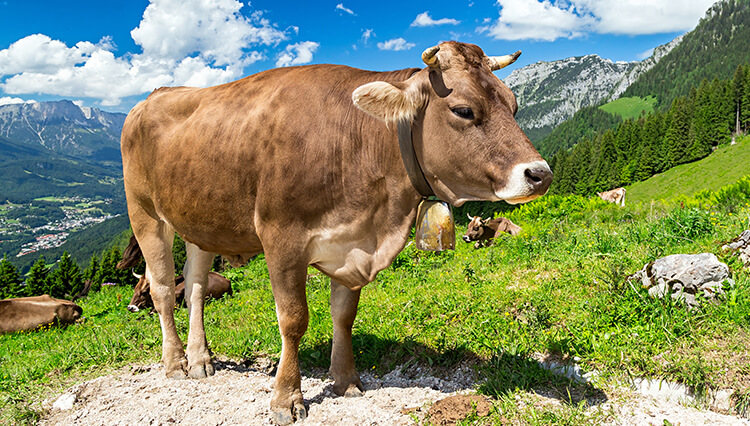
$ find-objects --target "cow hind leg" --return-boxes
[131,218,187,379]
[266,254,309,425]
[183,242,216,379]
[329,279,364,397]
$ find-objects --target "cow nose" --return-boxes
[127,305,140,313]
[462,235,472,243]
[525,164,553,194]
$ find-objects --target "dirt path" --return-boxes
[40,359,750,425]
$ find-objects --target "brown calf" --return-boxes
[127,271,232,313]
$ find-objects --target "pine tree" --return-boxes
[82,255,101,292]
[0,256,23,299]
[25,256,51,297]
[48,252,82,299]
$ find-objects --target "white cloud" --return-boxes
[362,29,374,44]
[377,38,416,51]
[275,41,320,67]
[0,0,300,107]
[0,96,35,106]
[480,0,716,42]
[335,3,356,16]
[637,48,655,60]
[479,0,588,41]
[411,12,460,27]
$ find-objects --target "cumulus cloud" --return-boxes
[0,96,35,106]
[480,0,716,41]
[275,41,320,67]
[411,12,460,27]
[335,3,356,16]
[377,38,416,51]
[0,0,299,107]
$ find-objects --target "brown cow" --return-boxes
[117,235,233,312]
[121,41,552,424]
[597,187,626,207]
[127,271,232,313]
[462,214,521,248]
[0,295,82,333]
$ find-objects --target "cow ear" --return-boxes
[352,81,425,123]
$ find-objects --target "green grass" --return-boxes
[628,134,750,205]
[3,181,750,424]
[598,96,657,120]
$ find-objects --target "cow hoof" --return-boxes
[188,363,215,379]
[344,385,364,398]
[167,370,188,380]
[271,403,307,425]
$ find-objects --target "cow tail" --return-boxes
[116,235,144,269]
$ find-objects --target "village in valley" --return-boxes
[0,197,118,258]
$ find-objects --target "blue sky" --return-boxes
[0,0,717,112]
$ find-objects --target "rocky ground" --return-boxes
[40,358,750,425]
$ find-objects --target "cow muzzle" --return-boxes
[126,305,140,313]
[462,235,473,243]
[494,160,553,204]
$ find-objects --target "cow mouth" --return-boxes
[127,305,140,313]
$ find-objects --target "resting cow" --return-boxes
[127,270,232,313]
[462,214,521,248]
[0,295,82,333]
[120,41,552,424]
[597,187,626,207]
[118,235,233,312]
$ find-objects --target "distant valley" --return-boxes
[0,101,127,271]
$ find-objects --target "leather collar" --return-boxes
[397,120,434,197]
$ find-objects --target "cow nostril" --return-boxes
[525,166,553,193]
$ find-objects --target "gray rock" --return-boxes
[722,230,750,268]
[635,253,734,308]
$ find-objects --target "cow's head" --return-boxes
[57,300,83,324]
[127,271,152,313]
[353,41,551,206]
[462,215,486,243]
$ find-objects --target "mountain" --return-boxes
[0,100,126,162]
[504,36,682,142]
[623,0,750,109]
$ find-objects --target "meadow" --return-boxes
[2,177,750,424]
[598,96,657,120]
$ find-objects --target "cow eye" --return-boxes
[450,106,474,120]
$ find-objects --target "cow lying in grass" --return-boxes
[117,236,232,313]
[0,295,82,333]
[462,214,521,248]
[126,271,232,313]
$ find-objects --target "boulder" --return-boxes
[635,253,734,308]
[722,230,750,268]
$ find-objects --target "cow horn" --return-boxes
[132,269,143,279]
[422,45,440,68]
[488,50,522,71]
[467,213,473,220]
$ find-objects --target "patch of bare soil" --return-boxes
[39,358,750,426]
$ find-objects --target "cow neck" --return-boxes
[397,119,435,198]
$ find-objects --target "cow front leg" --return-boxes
[133,220,187,380]
[183,242,216,379]
[267,258,309,425]
[330,279,363,397]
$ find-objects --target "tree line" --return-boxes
[0,246,138,300]
[549,64,750,195]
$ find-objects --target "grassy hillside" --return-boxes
[598,96,657,120]
[628,134,750,204]
[3,180,750,423]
